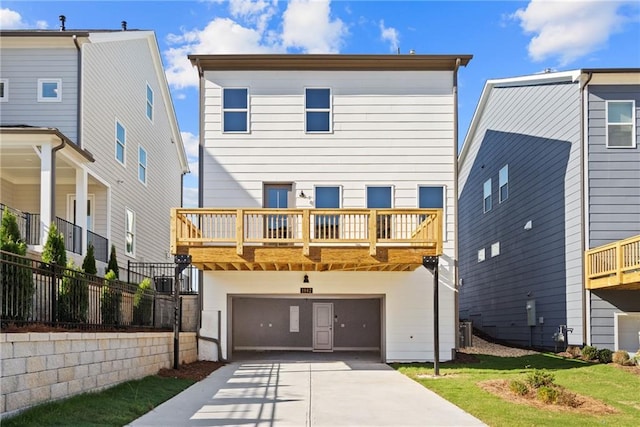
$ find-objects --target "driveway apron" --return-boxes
[129,357,486,427]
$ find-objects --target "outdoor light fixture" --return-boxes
[303,274,309,283]
[299,190,307,198]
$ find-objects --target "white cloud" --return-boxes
[513,0,636,65]
[379,20,399,52]
[281,0,347,53]
[183,187,199,208]
[165,0,349,89]
[181,131,199,160]
[0,8,49,29]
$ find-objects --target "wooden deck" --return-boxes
[585,234,640,291]
[171,208,443,272]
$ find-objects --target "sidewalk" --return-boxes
[129,358,486,427]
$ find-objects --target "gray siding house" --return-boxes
[0,27,189,270]
[458,69,640,352]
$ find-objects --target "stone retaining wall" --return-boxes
[0,331,197,417]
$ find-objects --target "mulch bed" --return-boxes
[158,361,226,382]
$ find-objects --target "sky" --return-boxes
[2,0,639,207]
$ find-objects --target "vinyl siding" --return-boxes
[590,290,640,350]
[458,81,583,348]
[82,36,182,263]
[0,47,78,142]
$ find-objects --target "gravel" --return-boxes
[459,335,539,357]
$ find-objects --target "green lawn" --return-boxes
[394,354,640,427]
[2,375,194,427]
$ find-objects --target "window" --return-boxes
[146,83,154,121]
[305,88,331,133]
[125,208,135,257]
[223,88,248,132]
[138,146,147,184]
[0,79,7,102]
[483,179,492,213]
[419,186,444,209]
[367,186,392,208]
[499,165,509,203]
[491,242,500,257]
[606,101,635,148]
[38,78,62,102]
[115,121,126,165]
[315,186,341,239]
[478,248,486,263]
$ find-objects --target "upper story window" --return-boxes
[418,186,444,209]
[478,248,486,263]
[125,208,136,257]
[115,121,126,165]
[146,83,154,121]
[138,146,147,185]
[315,186,341,239]
[305,88,331,133]
[483,178,492,213]
[38,78,62,102]
[606,101,636,148]
[0,79,7,102]
[223,88,249,133]
[499,165,509,203]
[315,186,341,208]
[367,186,393,208]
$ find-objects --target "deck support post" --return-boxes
[423,255,439,376]
[173,254,192,369]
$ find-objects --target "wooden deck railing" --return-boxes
[585,234,640,289]
[171,208,442,257]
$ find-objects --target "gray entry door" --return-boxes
[313,302,333,351]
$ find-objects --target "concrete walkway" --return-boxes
[129,355,486,427]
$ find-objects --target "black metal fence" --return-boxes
[87,230,109,263]
[127,261,199,294]
[1,250,175,330]
[0,204,39,246]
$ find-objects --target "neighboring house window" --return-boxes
[483,179,492,213]
[38,78,62,102]
[138,146,147,184]
[125,208,135,257]
[491,241,500,257]
[223,88,249,132]
[315,186,341,238]
[499,165,509,203]
[146,83,154,121]
[606,100,636,148]
[115,121,126,165]
[0,79,7,102]
[478,248,486,263]
[305,88,331,133]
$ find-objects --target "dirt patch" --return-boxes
[158,360,226,382]
[614,364,640,376]
[478,379,618,415]
[1,322,168,333]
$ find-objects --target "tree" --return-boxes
[57,261,89,323]
[82,244,97,275]
[0,209,34,320]
[133,278,154,326]
[42,222,67,268]
[101,270,121,325]
[107,244,119,279]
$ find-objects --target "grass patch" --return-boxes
[393,353,640,427]
[3,375,194,427]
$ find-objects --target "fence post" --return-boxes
[51,264,58,323]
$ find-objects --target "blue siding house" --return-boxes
[458,69,640,352]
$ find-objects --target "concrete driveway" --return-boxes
[129,354,485,427]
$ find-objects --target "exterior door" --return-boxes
[263,184,292,239]
[313,302,333,351]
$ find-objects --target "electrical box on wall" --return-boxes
[526,299,536,326]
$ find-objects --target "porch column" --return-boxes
[39,143,53,245]
[76,167,88,255]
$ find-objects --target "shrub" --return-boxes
[82,244,97,275]
[509,379,529,396]
[133,278,153,326]
[537,386,558,404]
[57,262,89,323]
[566,345,581,358]
[107,245,119,279]
[597,348,613,364]
[101,270,121,325]
[556,389,580,408]
[42,223,67,268]
[612,350,630,365]
[526,369,555,389]
[0,210,34,321]
[581,345,598,361]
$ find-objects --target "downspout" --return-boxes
[580,71,594,347]
[453,58,461,354]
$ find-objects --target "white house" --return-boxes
[0,26,189,269]
[172,54,471,362]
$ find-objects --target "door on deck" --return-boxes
[313,302,334,352]
[263,184,293,240]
